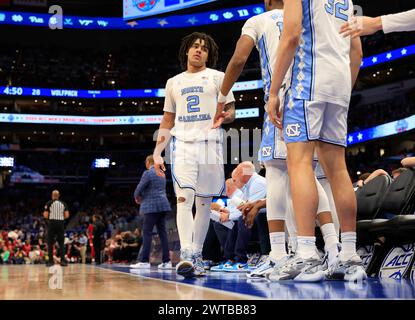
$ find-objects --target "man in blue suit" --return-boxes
[130,155,173,270]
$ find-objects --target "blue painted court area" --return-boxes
[99,264,415,300]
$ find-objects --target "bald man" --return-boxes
[43,190,69,267]
[219,162,269,272]
[209,178,244,271]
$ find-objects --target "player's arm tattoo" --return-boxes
[223,102,236,124]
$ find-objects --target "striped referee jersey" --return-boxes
[44,200,68,221]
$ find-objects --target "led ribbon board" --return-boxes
[0,4,265,29]
[0,80,263,99]
[347,114,415,146]
[124,0,218,20]
[0,108,259,125]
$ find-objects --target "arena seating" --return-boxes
[356,174,392,245]
[356,168,415,278]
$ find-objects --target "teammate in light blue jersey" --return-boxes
[267,0,366,282]
[214,0,341,281]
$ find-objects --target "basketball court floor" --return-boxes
[0,263,414,300]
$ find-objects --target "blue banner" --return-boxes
[0,4,265,30]
[347,114,415,146]
[360,45,415,68]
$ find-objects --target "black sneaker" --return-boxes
[60,260,68,267]
[46,262,54,267]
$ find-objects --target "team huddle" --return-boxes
[153,0,367,282]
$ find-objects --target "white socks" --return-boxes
[269,232,287,261]
[339,231,357,261]
[320,223,340,265]
[296,236,318,260]
[288,235,298,254]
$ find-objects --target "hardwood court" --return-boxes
[0,264,245,300]
[2,263,414,300]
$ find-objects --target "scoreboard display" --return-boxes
[93,158,110,169]
[124,0,218,20]
[0,157,14,167]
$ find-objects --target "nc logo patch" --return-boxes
[262,146,272,157]
[285,123,301,137]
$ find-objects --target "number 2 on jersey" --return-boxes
[325,0,349,21]
[187,95,200,113]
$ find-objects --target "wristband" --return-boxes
[218,92,227,104]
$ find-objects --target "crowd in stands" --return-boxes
[0,187,147,264]
[361,30,415,57]
[0,44,259,90]
[3,149,150,179]
[348,89,415,132]
[0,32,413,90]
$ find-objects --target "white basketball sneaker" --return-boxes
[267,254,325,282]
[158,261,174,270]
[192,252,206,276]
[247,255,291,279]
[129,262,151,269]
[325,254,367,282]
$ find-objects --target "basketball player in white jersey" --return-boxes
[267,0,366,282]
[153,32,235,278]
[214,0,340,280]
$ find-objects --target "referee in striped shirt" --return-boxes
[43,190,70,267]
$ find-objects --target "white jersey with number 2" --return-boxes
[163,68,235,142]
